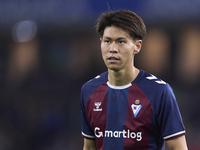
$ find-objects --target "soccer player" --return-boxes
[80,10,188,150]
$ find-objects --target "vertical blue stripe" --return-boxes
[103,87,129,150]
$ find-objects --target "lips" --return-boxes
[109,57,119,60]
[107,56,119,62]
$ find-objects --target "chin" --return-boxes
[105,63,123,71]
[107,66,121,72]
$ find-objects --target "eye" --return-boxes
[104,40,111,43]
[118,41,125,44]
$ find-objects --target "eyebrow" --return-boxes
[103,37,127,40]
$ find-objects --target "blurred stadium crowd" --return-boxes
[0,0,200,150]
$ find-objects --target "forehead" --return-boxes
[103,26,131,39]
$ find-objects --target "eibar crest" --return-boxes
[94,102,102,111]
[131,100,142,117]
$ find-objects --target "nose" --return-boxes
[109,42,118,53]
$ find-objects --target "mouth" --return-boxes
[107,56,120,62]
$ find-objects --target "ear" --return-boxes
[100,37,102,42]
[134,40,142,54]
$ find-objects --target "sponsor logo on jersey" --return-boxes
[131,99,142,117]
[94,127,142,141]
[93,102,102,111]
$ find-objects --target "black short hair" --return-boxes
[95,10,146,40]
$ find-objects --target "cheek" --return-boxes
[123,49,134,62]
[101,44,108,56]
[128,47,135,57]
[101,48,107,62]
[123,47,134,56]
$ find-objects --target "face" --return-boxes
[100,26,141,72]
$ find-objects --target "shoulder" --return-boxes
[82,71,108,90]
[138,70,171,90]
[81,71,108,101]
[137,70,174,99]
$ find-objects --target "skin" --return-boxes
[83,139,96,150]
[166,135,188,150]
[83,26,188,150]
[100,26,142,86]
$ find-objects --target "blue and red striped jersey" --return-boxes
[80,70,185,150]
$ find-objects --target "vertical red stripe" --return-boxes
[86,83,108,150]
[124,84,153,149]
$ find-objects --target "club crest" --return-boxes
[131,100,142,117]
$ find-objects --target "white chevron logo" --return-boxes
[146,75,166,84]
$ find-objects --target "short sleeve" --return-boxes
[157,84,186,140]
[80,86,95,139]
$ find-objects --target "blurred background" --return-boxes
[0,0,200,149]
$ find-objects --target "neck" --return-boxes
[108,67,139,86]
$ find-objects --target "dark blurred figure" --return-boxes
[175,25,200,149]
[137,28,171,80]
[6,40,39,88]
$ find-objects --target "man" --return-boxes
[80,10,188,150]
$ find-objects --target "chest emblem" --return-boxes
[131,100,142,117]
[93,102,102,111]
